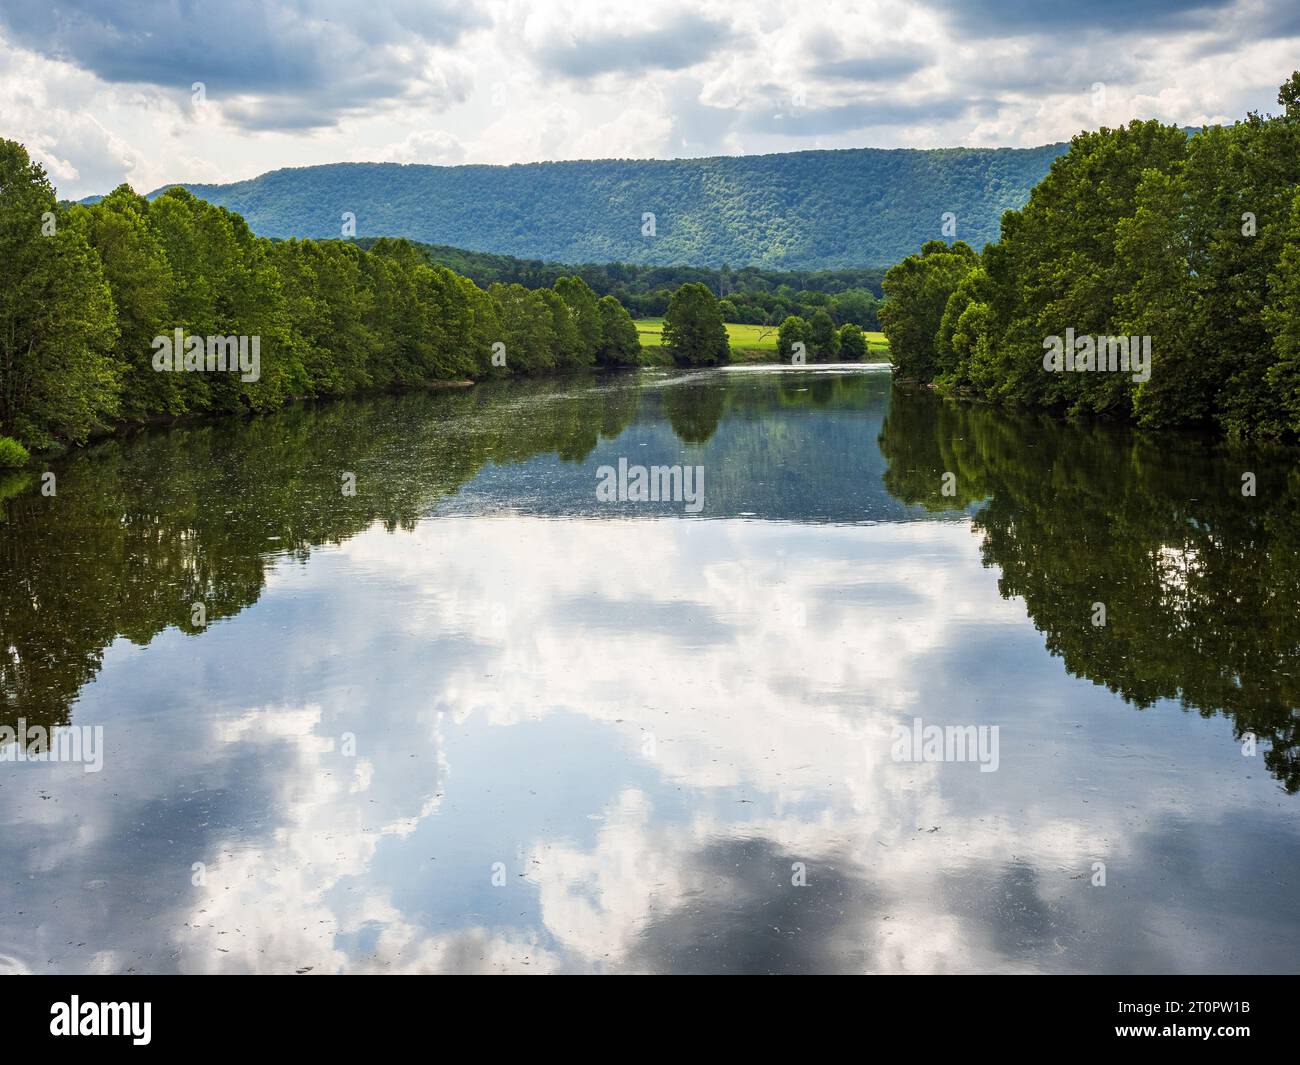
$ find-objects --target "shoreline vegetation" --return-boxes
[879,72,1300,441]
[0,138,890,461]
[0,134,638,455]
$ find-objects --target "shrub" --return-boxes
[0,436,30,468]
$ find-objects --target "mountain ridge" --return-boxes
[97,142,1070,269]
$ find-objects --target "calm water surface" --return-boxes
[2,367,1298,974]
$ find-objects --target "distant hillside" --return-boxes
[145,144,1067,269]
[355,237,886,296]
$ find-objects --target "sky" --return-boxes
[0,0,1296,200]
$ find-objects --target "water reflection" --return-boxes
[879,388,1300,793]
[1,367,1297,974]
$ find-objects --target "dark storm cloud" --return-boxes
[926,0,1237,36]
[0,0,487,129]
[1191,2,1300,57]
[534,13,739,78]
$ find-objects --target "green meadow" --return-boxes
[634,318,890,364]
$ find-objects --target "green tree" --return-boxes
[809,307,840,361]
[830,288,880,329]
[837,322,867,361]
[1279,71,1300,120]
[662,283,730,367]
[595,295,641,367]
[933,265,996,390]
[555,276,602,366]
[879,240,978,381]
[490,282,555,374]
[538,288,583,369]
[68,186,176,419]
[0,141,119,447]
[1264,189,1300,434]
[272,238,376,396]
[777,316,812,362]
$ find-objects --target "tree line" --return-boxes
[357,238,886,304]
[359,237,885,328]
[715,287,880,330]
[0,139,644,453]
[775,311,871,362]
[879,72,1300,439]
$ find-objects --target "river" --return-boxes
[1,365,1297,973]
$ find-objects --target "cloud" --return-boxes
[529,10,739,78]
[818,53,934,82]
[4,499,1300,973]
[0,0,1293,199]
[925,0,1237,36]
[743,94,985,137]
[0,0,487,131]
[371,129,467,165]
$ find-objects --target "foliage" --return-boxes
[595,295,642,367]
[809,308,841,361]
[777,316,812,362]
[554,275,603,366]
[352,237,890,314]
[879,73,1300,439]
[0,141,120,448]
[879,240,978,382]
[838,323,867,361]
[0,140,651,449]
[662,283,730,367]
[0,435,29,467]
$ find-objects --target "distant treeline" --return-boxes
[880,73,1300,439]
[0,140,642,451]
[353,237,885,326]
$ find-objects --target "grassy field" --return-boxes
[634,318,889,364]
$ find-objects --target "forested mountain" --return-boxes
[143,144,1067,269]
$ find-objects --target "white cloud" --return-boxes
[0,0,1294,198]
